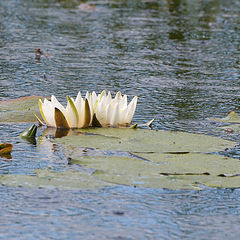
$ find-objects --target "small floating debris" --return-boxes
[78,3,95,12]
[0,143,13,157]
[35,48,43,61]
[35,48,49,61]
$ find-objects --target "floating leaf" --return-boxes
[0,96,48,123]
[67,151,240,190]
[209,111,240,124]
[0,143,13,155]
[57,128,235,153]
[53,128,239,190]
[0,128,237,190]
[0,169,112,190]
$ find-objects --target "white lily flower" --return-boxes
[38,91,137,129]
[39,94,91,128]
[94,91,138,127]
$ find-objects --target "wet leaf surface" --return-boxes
[59,128,236,153]
[0,127,238,190]
[209,111,240,124]
[0,169,112,190]
[0,96,47,123]
[52,128,239,190]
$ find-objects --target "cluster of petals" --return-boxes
[38,90,137,129]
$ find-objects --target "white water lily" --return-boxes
[39,94,91,128]
[93,91,138,127]
[38,91,137,128]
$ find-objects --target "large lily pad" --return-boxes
[0,127,238,190]
[69,153,240,190]
[53,128,239,190]
[0,96,47,123]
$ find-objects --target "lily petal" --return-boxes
[92,113,102,127]
[120,94,127,109]
[114,91,122,101]
[75,92,84,117]
[38,99,47,124]
[92,91,97,104]
[75,91,82,104]
[51,95,66,114]
[55,107,70,128]
[110,102,120,127]
[42,98,56,127]
[78,99,91,128]
[66,95,79,128]
[106,91,112,104]
[125,96,138,124]
[99,90,106,100]
[95,101,108,127]
[83,98,91,128]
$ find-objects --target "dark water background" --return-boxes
[0,0,240,239]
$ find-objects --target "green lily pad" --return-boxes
[137,152,240,176]
[67,150,240,190]
[0,169,112,190]
[209,111,240,124]
[0,127,237,190]
[0,96,47,123]
[57,128,235,153]
[53,128,239,190]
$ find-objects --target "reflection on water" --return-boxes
[0,0,240,239]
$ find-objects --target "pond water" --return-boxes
[0,0,240,239]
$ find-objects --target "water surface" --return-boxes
[0,0,240,239]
